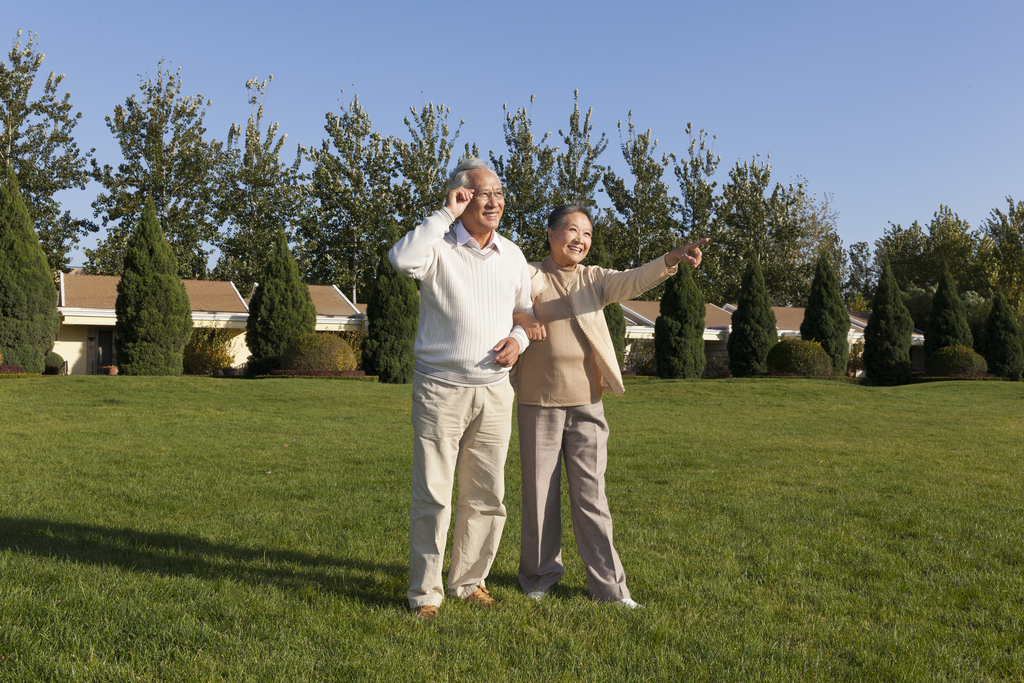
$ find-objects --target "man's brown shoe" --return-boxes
[465,585,497,608]
[413,605,438,620]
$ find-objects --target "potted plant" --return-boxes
[102,365,118,376]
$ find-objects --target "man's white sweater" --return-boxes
[389,208,532,387]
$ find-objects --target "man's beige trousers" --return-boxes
[407,374,514,608]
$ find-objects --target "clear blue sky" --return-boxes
[9,0,1024,266]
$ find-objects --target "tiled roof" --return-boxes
[61,274,247,313]
[308,285,359,316]
[621,301,734,327]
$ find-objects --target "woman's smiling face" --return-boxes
[548,212,592,268]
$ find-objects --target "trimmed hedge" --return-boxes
[766,339,833,377]
[925,345,987,377]
[281,333,356,373]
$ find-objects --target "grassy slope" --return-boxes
[0,377,1021,682]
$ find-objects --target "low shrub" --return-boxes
[337,330,366,369]
[702,356,731,379]
[766,339,833,377]
[183,328,236,375]
[44,351,65,375]
[624,339,657,377]
[847,340,865,376]
[925,345,988,377]
[1,364,26,374]
[280,333,356,373]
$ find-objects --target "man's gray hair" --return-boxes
[447,157,496,192]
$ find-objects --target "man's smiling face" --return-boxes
[460,169,504,237]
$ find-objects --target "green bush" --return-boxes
[728,257,777,377]
[864,260,914,385]
[847,340,865,376]
[925,345,988,377]
[337,330,366,370]
[281,333,356,373]
[655,264,706,379]
[183,328,236,375]
[625,339,657,376]
[766,339,833,376]
[800,253,850,375]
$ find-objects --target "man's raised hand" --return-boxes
[444,186,475,220]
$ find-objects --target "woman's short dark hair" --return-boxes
[545,204,595,251]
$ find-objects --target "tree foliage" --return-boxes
[245,227,316,375]
[88,62,222,278]
[490,97,555,262]
[602,112,679,290]
[800,252,850,375]
[0,29,93,272]
[924,263,972,358]
[550,90,607,211]
[586,226,625,369]
[362,223,418,383]
[394,101,462,229]
[675,124,719,300]
[655,264,706,379]
[300,94,397,303]
[213,75,305,297]
[727,257,777,377]
[981,196,1024,313]
[980,288,1023,381]
[0,166,58,373]
[114,196,193,375]
[863,260,913,385]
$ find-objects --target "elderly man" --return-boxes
[389,158,532,620]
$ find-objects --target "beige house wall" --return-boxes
[54,324,90,375]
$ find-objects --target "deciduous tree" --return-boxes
[981,196,1024,312]
[550,90,607,211]
[300,94,397,303]
[89,62,222,278]
[0,29,93,272]
[394,101,462,229]
[213,75,305,296]
[490,97,555,262]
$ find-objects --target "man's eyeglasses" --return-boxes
[473,191,504,202]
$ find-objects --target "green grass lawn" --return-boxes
[1,376,1022,682]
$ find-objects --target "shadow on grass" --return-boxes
[0,517,408,609]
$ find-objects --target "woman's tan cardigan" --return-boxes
[518,255,677,397]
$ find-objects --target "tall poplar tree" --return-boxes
[0,166,58,372]
[655,264,706,379]
[1,29,94,272]
[924,262,972,359]
[800,252,850,375]
[114,196,193,375]
[550,90,607,210]
[394,101,462,229]
[727,256,777,377]
[213,75,305,297]
[245,227,316,375]
[362,222,418,383]
[490,97,555,262]
[863,260,914,385]
[89,61,222,278]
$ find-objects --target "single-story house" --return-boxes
[621,301,927,373]
[55,273,251,375]
[56,276,366,375]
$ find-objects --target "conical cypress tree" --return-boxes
[924,263,972,358]
[245,228,316,375]
[800,252,850,375]
[588,227,626,368]
[981,288,1023,381]
[0,166,59,373]
[115,196,193,375]
[863,260,914,385]
[727,256,777,377]
[362,222,419,383]
[655,263,706,378]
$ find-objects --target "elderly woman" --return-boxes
[512,204,706,607]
